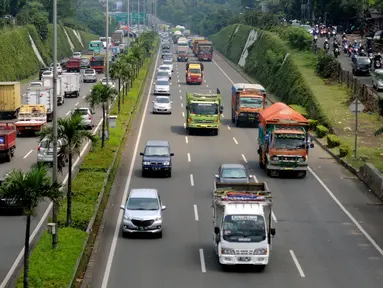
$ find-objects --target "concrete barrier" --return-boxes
[358,163,383,200]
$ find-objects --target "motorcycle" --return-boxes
[313,35,318,44]
[343,43,348,54]
[348,46,354,57]
[374,59,381,70]
[324,42,329,52]
[334,48,340,58]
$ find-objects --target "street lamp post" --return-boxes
[127,0,130,50]
[105,0,110,141]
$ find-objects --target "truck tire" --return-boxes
[231,111,235,123]
[5,150,11,162]
[259,157,265,169]
[235,117,240,127]
[188,128,193,135]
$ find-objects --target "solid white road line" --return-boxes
[100,49,161,288]
[233,137,238,144]
[289,250,305,277]
[308,166,383,256]
[199,249,207,273]
[185,136,189,144]
[190,174,194,186]
[75,102,79,106]
[193,205,199,221]
[187,153,191,162]
[66,111,71,116]
[227,125,231,130]
[241,154,248,163]
[213,60,234,84]
[23,150,33,159]
[182,112,185,117]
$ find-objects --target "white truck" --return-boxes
[25,87,53,122]
[42,74,65,105]
[61,73,81,98]
[212,182,275,271]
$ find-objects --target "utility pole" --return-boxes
[154,0,157,32]
[138,0,140,35]
[51,0,59,249]
[105,0,110,141]
[127,0,130,50]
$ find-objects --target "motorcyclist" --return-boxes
[342,32,347,40]
[333,40,339,50]
[359,49,367,56]
[324,38,329,50]
[359,40,364,50]
[374,53,382,67]
[353,40,358,49]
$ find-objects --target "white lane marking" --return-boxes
[75,102,79,106]
[66,110,71,116]
[289,250,305,277]
[213,60,234,84]
[203,79,207,83]
[23,150,33,159]
[187,153,191,162]
[177,75,179,78]
[194,205,199,221]
[100,49,161,288]
[206,84,209,88]
[241,154,247,163]
[178,84,180,87]
[180,96,182,100]
[190,174,194,186]
[199,249,206,273]
[89,89,92,92]
[183,123,186,129]
[179,89,182,93]
[185,136,188,143]
[308,166,383,256]
[227,125,231,130]
[252,174,278,222]
[181,103,184,108]
[233,137,238,144]
[272,212,278,223]
[83,95,86,99]
[209,90,211,93]
[182,112,185,117]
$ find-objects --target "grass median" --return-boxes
[15,41,158,288]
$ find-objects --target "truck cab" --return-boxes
[186,63,204,84]
[213,182,275,270]
[231,83,267,127]
[197,41,213,61]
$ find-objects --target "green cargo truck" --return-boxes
[185,89,223,135]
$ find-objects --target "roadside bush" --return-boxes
[339,145,349,157]
[316,50,339,79]
[327,134,341,148]
[308,119,318,130]
[316,125,329,138]
[276,26,312,51]
[241,11,280,30]
[289,104,308,118]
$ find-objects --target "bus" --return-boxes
[88,40,102,53]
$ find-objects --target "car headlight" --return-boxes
[143,161,150,165]
[154,216,162,221]
[221,248,235,255]
[163,161,170,166]
[124,214,131,220]
[270,156,279,161]
[253,248,267,255]
[298,157,306,162]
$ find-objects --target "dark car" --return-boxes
[140,140,174,177]
[161,49,171,59]
[215,164,253,183]
[352,56,371,75]
[161,42,170,50]
[0,175,23,214]
[39,67,50,80]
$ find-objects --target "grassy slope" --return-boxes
[0,25,99,81]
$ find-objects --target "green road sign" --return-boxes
[115,12,129,22]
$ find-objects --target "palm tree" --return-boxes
[86,83,117,148]
[110,60,125,114]
[124,54,139,77]
[131,45,145,68]
[39,112,96,226]
[122,62,134,95]
[0,166,62,288]
[375,127,383,136]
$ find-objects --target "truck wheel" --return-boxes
[259,158,265,169]
[235,117,240,127]
[257,265,266,272]
[266,168,271,177]
[5,150,11,162]
[231,112,235,123]
[188,128,193,135]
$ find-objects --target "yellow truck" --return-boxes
[15,104,47,136]
[0,82,21,120]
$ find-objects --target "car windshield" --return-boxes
[357,58,370,64]
[156,80,169,86]
[240,97,263,108]
[157,71,168,77]
[39,140,53,149]
[159,66,169,70]
[222,215,266,243]
[164,60,172,65]
[190,103,218,115]
[144,146,170,156]
[156,97,170,103]
[221,168,247,178]
[273,133,306,149]
[126,197,159,210]
[84,69,94,74]
[74,109,89,115]
[29,83,41,87]
[189,68,200,74]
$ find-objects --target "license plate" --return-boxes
[138,227,147,230]
[153,167,159,170]
[238,257,251,262]
[24,127,31,129]
[284,168,293,170]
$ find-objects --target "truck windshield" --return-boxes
[222,215,266,243]
[199,46,212,53]
[273,133,306,149]
[189,69,201,74]
[190,103,218,115]
[91,61,104,66]
[240,97,263,108]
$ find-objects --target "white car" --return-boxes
[154,78,170,95]
[29,81,43,88]
[157,65,172,79]
[152,96,172,114]
[163,59,173,71]
[37,137,67,164]
[72,107,94,130]
[101,77,115,88]
[50,63,63,74]
[72,52,82,59]
[83,69,97,83]
[42,70,53,77]
[156,70,170,80]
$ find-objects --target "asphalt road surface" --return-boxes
[86,44,383,288]
[316,35,383,98]
[0,36,132,285]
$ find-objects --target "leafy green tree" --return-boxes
[39,112,96,226]
[374,127,383,136]
[87,83,118,148]
[0,166,62,288]
[16,1,49,40]
[110,60,125,114]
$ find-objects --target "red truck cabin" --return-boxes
[90,56,105,73]
[66,58,81,72]
[197,43,213,61]
[0,123,16,161]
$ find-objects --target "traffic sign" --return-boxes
[115,12,129,22]
[348,99,364,113]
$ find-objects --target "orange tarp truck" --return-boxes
[257,102,314,178]
[231,83,267,127]
[193,39,209,56]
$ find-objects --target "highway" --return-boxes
[81,43,383,288]
[316,35,383,97]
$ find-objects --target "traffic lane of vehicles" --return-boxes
[91,56,203,287]
[0,73,106,283]
[207,54,383,286]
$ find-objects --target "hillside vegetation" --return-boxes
[0,24,99,81]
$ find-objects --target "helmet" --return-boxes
[379,53,381,56]
[354,40,357,43]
